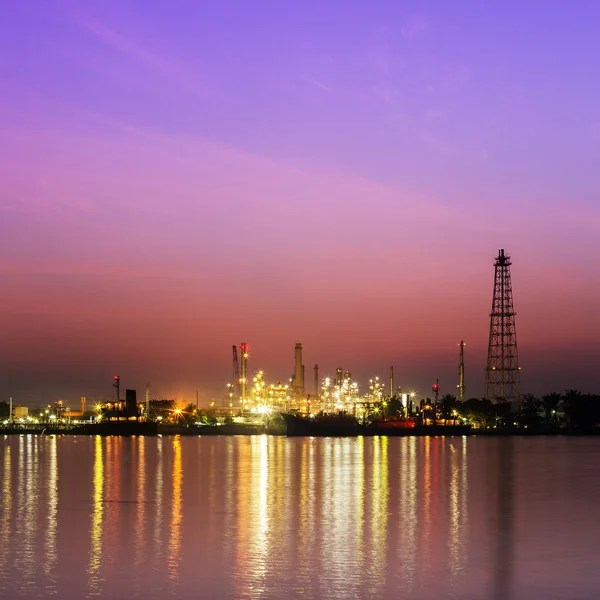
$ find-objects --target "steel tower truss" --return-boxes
[232,345,240,404]
[485,249,521,403]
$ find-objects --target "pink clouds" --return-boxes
[1,113,599,402]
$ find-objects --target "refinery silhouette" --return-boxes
[2,247,599,435]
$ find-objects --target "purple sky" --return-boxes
[1,1,600,405]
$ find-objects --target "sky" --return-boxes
[1,1,600,406]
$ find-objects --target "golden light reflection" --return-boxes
[168,436,183,581]
[43,436,58,592]
[0,443,12,576]
[368,436,388,594]
[246,435,269,593]
[154,436,164,560]
[263,437,290,584]
[320,438,365,599]
[448,437,469,579]
[103,436,122,564]
[232,438,252,582]
[420,435,433,577]
[223,437,236,562]
[398,437,418,590]
[134,436,146,568]
[20,435,40,589]
[87,436,105,596]
[297,438,317,592]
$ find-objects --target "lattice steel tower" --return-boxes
[485,249,521,403]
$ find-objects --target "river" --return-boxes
[0,434,599,599]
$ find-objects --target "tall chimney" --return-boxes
[458,341,466,402]
[240,343,249,404]
[389,366,394,398]
[314,364,319,398]
[294,343,304,395]
[336,368,343,387]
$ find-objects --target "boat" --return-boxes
[282,412,367,436]
[373,416,418,431]
[371,417,471,436]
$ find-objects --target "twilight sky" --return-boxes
[1,1,600,405]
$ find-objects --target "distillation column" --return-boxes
[293,343,304,396]
[458,341,465,402]
[240,342,249,405]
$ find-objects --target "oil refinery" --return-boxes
[224,339,426,421]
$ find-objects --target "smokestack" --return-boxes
[240,343,249,404]
[458,341,465,402]
[390,366,394,398]
[294,343,304,395]
[146,382,151,419]
[314,364,319,398]
[336,368,343,386]
[113,375,120,408]
[81,396,86,414]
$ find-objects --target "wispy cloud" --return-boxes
[67,9,218,98]
[302,76,331,93]
[77,17,172,71]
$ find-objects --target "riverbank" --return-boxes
[1,423,598,436]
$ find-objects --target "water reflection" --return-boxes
[0,442,11,582]
[1,435,599,599]
[134,436,146,570]
[154,435,164,561]
[367,436,388,597]
[44,436,58,593]
[19,435,41,593]
[448,437,468,580]
[296,439,317,595]
[246,435,269,597]
[420,436,433,579]
[493,438,515,600]
[168,436,183,580]
[87,436,105,596]
[397,437,418,590]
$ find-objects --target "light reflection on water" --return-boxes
[1,435,600,599]
[87,435,104,596]
[168,436,183,582]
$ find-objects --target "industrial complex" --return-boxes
[2,248,523,432]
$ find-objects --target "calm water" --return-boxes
[1,434,599,599]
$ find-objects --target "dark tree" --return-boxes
[541,392,561,426]
[563,390,600,431]
[386,397,404,418]
[518,393,541,428]
[493,398,514,428]
[441,394,458,419]
[182,403,198,424]
[460,398,494,428]
[561,389,582,428]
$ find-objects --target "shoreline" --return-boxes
[1,424,598,437]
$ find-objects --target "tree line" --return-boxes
[387,389,600,432]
